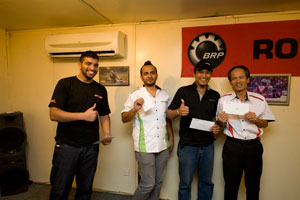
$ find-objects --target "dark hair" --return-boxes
[194,60,213,74]
[140,60,158,75]
[79,51,99,63]
[227,65,250,81]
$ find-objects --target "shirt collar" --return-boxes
[142,85,161,96]
[142,85,161,90]
[192,82,210,90]
[231,91,250,102]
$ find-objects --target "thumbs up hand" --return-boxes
[83,103,98,122]
[178,99,189,116]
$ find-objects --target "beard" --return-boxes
[81,68,96,80]
[143,79,156,87]
[144,82,155,87]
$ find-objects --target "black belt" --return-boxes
[226,136,259,144]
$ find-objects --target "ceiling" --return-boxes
[1,0,300,31]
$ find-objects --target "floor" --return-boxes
[0,182,133,200]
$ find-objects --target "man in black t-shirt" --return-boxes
[167,61,220,200]
[48,51,112,200]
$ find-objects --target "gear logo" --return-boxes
[188,32,226,69]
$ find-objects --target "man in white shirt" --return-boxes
[121,61,174,200]
[217,65,275,200]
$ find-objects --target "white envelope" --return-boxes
[190,118,215,132]
[223,101,249,115]
[136,87,154,112]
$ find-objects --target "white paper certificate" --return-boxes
[189,118,215,132]
[223,101,249,115]
[136,87,154,112]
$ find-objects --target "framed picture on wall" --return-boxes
[99,66,129,86]
[247,74,291,106]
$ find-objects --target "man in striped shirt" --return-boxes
[217,65,275,200]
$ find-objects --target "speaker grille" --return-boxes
[0,167,29,191]
[0,127,26,151]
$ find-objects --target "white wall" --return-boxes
[5,11,300,200]
[0,29,9,112]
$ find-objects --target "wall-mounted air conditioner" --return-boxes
[45,31,126,58]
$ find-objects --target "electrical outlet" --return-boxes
[123,168,130,176]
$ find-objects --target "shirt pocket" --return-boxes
[158,97,169,113]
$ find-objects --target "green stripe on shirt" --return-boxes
[137,113,147,152]
[165,132,170,148]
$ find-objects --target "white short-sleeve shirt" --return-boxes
[217,91,275,140]
[121,87,171,153]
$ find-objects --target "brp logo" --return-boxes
[188,32,226,69]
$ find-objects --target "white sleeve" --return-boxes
[260,101,275,121]
[216,98,224,119]
[167,94,171,107]
[121,94,134,113]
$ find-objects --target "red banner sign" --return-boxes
[182,20,300,77]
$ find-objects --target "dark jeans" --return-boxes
[222,137,263,200]
[49,143,99,200]
[178,144,214,200]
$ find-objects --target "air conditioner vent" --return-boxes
[45,31,125,58]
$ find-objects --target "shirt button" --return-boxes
[243,129,245,131]
[157,118,158,120]
[242,120,244,122]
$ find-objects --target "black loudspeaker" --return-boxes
[0,112,29,196]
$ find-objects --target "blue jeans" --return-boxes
[49,143,99,200]
[178,144,214,200]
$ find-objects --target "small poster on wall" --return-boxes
[99,66,129,86]
[247,74,291,106]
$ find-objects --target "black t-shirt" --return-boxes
[49,76,110,147]
[168,82,220,146]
